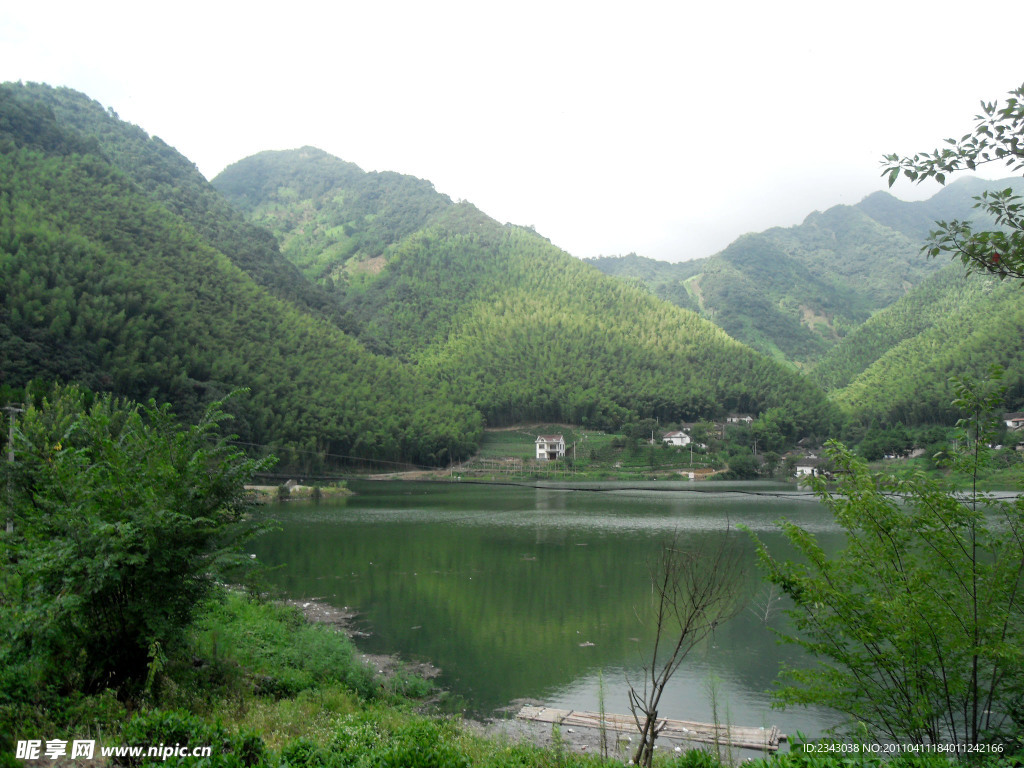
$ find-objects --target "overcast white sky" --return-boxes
[2,1,1022,261]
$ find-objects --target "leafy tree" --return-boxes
[752,407,795,454]
[882,82,1024,281]
[750,372,1024,747]
[722,452,759,480]
[0,385,270,696]
[760,450,781,478]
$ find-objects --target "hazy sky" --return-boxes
[3,1,1021,261]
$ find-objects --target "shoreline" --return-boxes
[284,596,628,757]
[282,597,442,683]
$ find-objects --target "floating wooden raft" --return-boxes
[516,705,786,752]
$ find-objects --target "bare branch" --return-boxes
[627,531,746,767]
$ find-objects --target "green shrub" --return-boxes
[278,738,322,767]
[365,719,469,768]
[195,594,379,701]
[119,708,267,767]
[667,748,719,768]
[2,386,269,696]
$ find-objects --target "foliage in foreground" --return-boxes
[0,385,268,742]
[191,594,383,703]
[883,81,1024,282]
[752,372,1024,748]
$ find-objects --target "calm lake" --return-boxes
[251,480,845,740]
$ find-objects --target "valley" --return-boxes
[4,78,1024,768]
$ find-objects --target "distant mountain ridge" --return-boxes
[587,177,1024,371]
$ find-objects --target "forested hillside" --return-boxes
[0,83,483,468]
[213,147,451,290]
[811,266,991,392]
[11,83,351,328]
[1,83,842,468]
[586,184,1024,368]
[5,79,1024,464]
[583,253,702,312]
[214,149,839,434]
[825,270,1024,424]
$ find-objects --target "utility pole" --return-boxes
[4,404,24,534]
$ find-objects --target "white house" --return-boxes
[535,434,566,460]
[795,458,824,477]
[662,430,691,447]
[727,414,754,425]
[1005,412,1024,430]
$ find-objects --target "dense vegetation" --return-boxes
[827,271,1024,425]
[590,184,1024,432]
[9,81,1022,464]
[12,84,348,325]
[0,83,483,468]
[213,146,452,288]
[213,146,839,434]
[588,201,940,367]
[1,83,842,471]
[811,266,986,392]
[589,180,1024,375]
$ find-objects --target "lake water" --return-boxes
[251,480,846,741]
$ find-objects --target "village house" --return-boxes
[794,457,825,478]
[727,414,754,425]
[662,430,692,447]
[535,434,566,461]
[1005,412,1024,430]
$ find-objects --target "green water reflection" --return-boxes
[251,480,844,737]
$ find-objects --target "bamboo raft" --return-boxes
[516,705,787,752]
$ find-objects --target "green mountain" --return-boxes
[586,182,1024,369]
[213,149,838,433]
[11,85,352,328]
[6,80,1021,456]
[213,146,451,290]
[810,265,985,393]
[0,82,482,468]
[1,82,839,468]
[819,267,1024,424]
